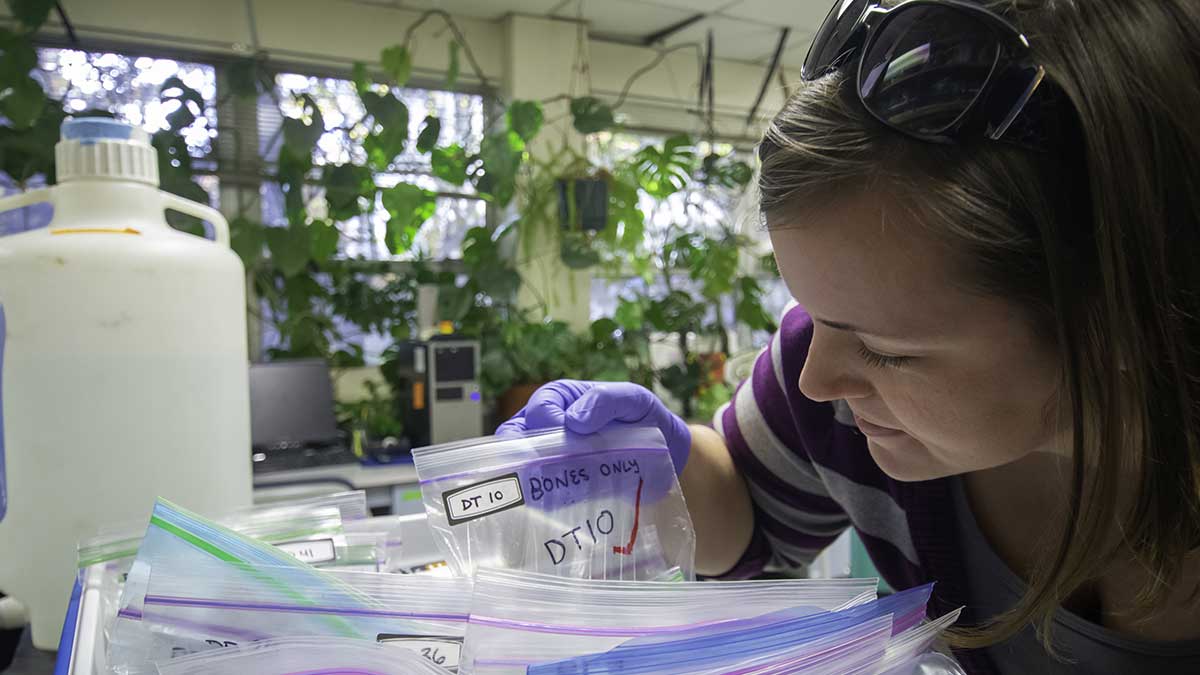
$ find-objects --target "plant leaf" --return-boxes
[381,183,437,254]
[646,290,706,333]
[282,94,325,155]
[0,28,37,82]
[160,76,205,110]
[0,75,45,129]
[360,91,409,170]
[431,144,469,186]
[6,0,54,32]
[166,102,197,131]
[229,217,266,268]
[614,297,645,331]
[351,61,371,95]
[702,152,753,187]
[506,100,544,142]
[476,130,524,206]
[265,224,311,277]
[735,276,778,332]
[569,96,615,134]
[438,282,475,323]
[416,115,441,153]
[380,44,413,87]
[159,75,206,131]
[321,163,375,221]
[309,218,340,262]
[446,40,460,90]
[632,134,695,199]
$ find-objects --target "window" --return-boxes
[587,131,780,353]
[258,73,487,260]
[256,72,490,362]
[0,47,218,235]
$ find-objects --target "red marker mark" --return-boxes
[613,477,644,555]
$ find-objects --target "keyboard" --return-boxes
[251,444,360,474]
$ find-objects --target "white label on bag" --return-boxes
[377,636,462,670]
[442,473,524,525]
[274,538,336,564]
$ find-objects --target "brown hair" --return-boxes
[758,0,1200,650]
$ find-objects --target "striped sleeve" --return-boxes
[714,304,852,576]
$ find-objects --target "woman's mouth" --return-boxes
[852,414,906,438]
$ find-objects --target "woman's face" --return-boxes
[769,194,1066,481]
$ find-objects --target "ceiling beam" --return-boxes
[641,13,707,46]
[745,26,790,127]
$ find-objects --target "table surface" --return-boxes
[252,460,419,490]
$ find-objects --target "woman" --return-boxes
[498,0,1200,672]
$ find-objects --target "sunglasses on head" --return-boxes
[803,0,1049,147]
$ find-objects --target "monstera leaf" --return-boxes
[631,134,695,199]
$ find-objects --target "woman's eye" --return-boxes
[857,343,913,369]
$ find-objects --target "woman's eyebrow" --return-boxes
[815,316,908,341]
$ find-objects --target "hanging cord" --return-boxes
[777,63,792,101]
[54,3,78,45]
[745,27,789,129]
[243,0,262,52]
[402,10,492,90]
[568,0,592,98]
[705,28,715,144]
[611,42,704,110]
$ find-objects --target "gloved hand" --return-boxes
[496,380,692,474]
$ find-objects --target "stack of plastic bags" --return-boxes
[78,426,965,675]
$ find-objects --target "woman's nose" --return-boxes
[798,327,872,402]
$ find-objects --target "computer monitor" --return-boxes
[249,359,340,450]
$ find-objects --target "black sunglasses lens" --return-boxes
[859,7,1001,136]
[803,0,871,80]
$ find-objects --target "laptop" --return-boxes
[249,359,359,473]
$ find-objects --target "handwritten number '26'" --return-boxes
[421,647,447,665]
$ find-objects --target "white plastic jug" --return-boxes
[0,118,252,648]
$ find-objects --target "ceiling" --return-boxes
[357,0,835,70]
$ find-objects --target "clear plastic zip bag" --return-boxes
[875,608,964,675]
[344,515,407,572]
[108,499,446,673]
[461,567,879,675]
[77,490,369,573]
[79,492,373,672]
[110,567,471,674]
[529,615,894,675]
[412,426,695,580]
[155,636,456,675]
[388,513,453,575]
[882,653,968,675]
[519,585,934,675]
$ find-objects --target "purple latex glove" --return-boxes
[496,380,692,474]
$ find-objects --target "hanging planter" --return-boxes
[556,176,608,232]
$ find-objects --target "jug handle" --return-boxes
[160,191,230,247]
[0,187,53,214]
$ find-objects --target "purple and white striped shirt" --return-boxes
[716,303,996,674]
